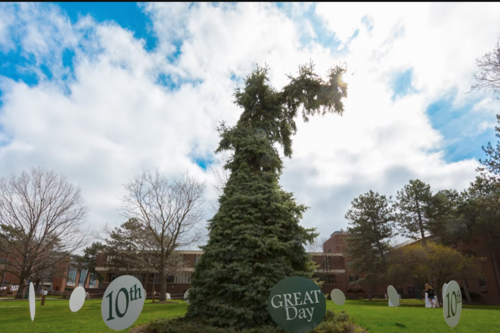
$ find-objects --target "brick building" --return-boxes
[0,255,101,297]
[95,246,350,298]
[93,230,500,305]
[327,232,500,305]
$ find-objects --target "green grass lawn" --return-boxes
[0,298,499,333]
[0,299,188,333]
[332,298,500,333]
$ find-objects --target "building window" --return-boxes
[167,275,174,283]
[79,269,88,286]
[174,274,191,284]
[195,255,201,264]
[327,249,331,253]
[323,258,330,269]
[148,273,160,283]
[479,278,487,288]
[131,273,146,283]
[109,273,117,282]
[66,268,77,287]
[407,287,415,295]
[348,276,359,283]
[89,274,97,288]
[324,275,337,285]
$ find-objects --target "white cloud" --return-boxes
[0,3,499,245]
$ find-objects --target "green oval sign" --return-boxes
[268,276,326,333]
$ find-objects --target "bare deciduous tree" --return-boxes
[472,41,500,94]
[0,167,90,298]
[106,170,205,302]
[306,235,328,253]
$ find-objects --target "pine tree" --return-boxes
[395,179,434,246]
[343,190,395,300]
[184,63,348,329]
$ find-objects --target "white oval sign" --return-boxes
[29,282,35,321]
[101,275,146,331]
[442,283,448,301]
[330,288,345,306]
[184,289,190,304]
[387,285,399,307]
[69,286,86,312]
[443,280,462,327]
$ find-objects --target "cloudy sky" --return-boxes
[1,3,500,247]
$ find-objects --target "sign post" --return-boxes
[41,289,47,306]
[101,275,146,331]
[268,276,326,333]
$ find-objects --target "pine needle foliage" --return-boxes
[343,190,395,299]
[184,62,348,329]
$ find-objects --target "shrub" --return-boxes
[143,310,357,333]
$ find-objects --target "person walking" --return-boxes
[424,284,436,308]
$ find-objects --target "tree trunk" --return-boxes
[160,269,166,302]
[34,279,40,294]
[489,249,500,301]
[415,201,427,246]
[15,275,26,300]
[461,278,472,305]
[367,283,372,301]
[0,270,6,288]
[0,253,9,288]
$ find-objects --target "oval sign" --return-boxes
[442,283,448,302]
[330,288,345,306]
[268,276,326,333]
[69,286,86,312]
[443,280,462,327]
[101,275,146,331]
[29,282,35,321]
[387,285,399,307]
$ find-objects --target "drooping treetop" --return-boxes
[217,62,347,167]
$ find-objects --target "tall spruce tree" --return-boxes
[184,63,348,329]
[395,179,434,246]
[343,190,395,300]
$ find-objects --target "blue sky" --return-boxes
[1,2,499,237]
[1,3,496,165]
[55,2,158,51]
